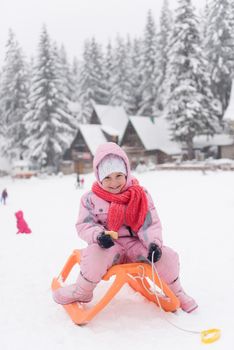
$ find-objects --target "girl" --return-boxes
[53,142,197,313]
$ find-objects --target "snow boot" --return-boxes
[53,273,96,305]
[169,278,198,313]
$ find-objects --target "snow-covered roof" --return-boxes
[129,116,156,150]
[79,124,107,156]
[223,80,234,121]
[100,125,119,136]
[93,104,129,140]
[193,134,234,148]
[129,116,182,155]
[153,117,182,154]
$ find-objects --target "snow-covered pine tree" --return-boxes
[0,29,29,160]
[166,0,220,160]
[109,36,135,113]
[59,45,75,101]
[153,0,173,114]
[0,71,4,139]
[89,38,109,105]
[199,0,209,43]
[23,25,77,169]
[129,37,143,115]
[137,10,158,116]
[56,44,81,121]
[78,38,109,122]
[228,0,234,76]
[204,0,234,115]
[77,40,93,123]
[104,40,114,104]
[125,36,143,115]
[70,57,81,103]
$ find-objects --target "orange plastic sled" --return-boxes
[51,249,180,325]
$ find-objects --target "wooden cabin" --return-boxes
[121,116,182,168]
[62,124,119,174]
[193,134,234,160]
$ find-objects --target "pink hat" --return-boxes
[97,154,127,182]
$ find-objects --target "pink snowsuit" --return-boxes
[53,142,197,312]
[76,142,179,286]
[15,210,32,234]
[53,142,198,312]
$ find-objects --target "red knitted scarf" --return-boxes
[92,179,148,232]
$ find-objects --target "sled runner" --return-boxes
[51,249,180,325]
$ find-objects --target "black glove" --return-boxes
[147,243,162,262]
[97,232,115,249]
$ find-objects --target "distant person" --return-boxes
[53,142,197,313]
[76,173,81,188]
[1,188,8,205]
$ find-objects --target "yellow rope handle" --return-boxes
[201,329,221,344]
[139,252,221,344]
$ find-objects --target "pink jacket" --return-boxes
[15,210,32,234]
[76,142,162,249]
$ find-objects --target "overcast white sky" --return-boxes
[0,0,205,64]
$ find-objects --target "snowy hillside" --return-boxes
[0,170,233,349]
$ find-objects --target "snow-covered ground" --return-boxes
[0,170,233,349]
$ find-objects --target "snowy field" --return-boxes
[0,170,233,350]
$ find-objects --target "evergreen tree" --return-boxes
[104,40,114,103]
[154,0,173,113]
[67,57,82,120]
[130,37,143,114]
[55,43,80,120]
[166,0,220,159]
[23,26,77,168]
[0,29,29,160]
[59,44,75,101]
[70,57,81,102]
[205,0,234,114]
[199,0,209,43]
[124,36,142,115]
[228,0,234,75]
[78,38,109,122]
[78,40,95,123]
[137,10,158,116]
[0,71,4,138]
[89,38,109,105]
[109,36,135,113]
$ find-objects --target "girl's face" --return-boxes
[102,172,126,194]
